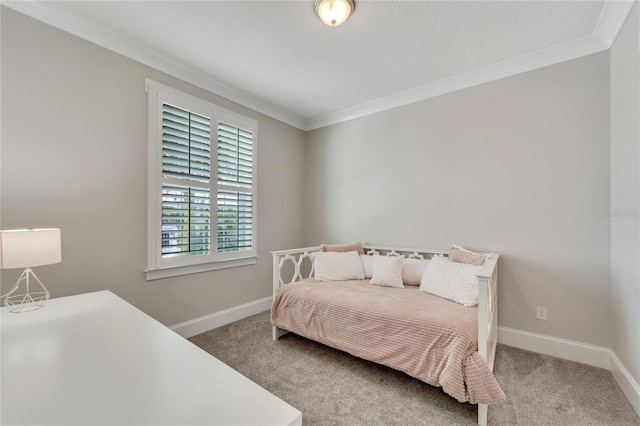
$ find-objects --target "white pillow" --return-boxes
[402,258,429,285]
[419,255,480,306]
[313,251,365,282]
[360,254,376,279]
[370,256,404,289]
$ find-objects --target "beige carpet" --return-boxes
[190,311,640,426]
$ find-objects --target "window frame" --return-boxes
[145,79,258,280]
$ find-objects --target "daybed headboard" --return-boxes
[271,245,450,287]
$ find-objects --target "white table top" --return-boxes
[1,290,301,425]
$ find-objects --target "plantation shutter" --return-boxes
[161,104,211,258]
[147,80,258,276]
[217,122,254,253]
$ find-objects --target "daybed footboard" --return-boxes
[476,253,499,426]
[271,245,499,426]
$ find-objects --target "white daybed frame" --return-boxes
[272,245,499,426]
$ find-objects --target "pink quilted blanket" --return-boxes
[271,279,505,404]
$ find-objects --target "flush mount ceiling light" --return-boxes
[314,0,354,27]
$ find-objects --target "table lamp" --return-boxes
[0,228,62,313]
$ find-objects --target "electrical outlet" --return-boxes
[536,306,547,321]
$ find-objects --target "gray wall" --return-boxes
[304,52,612,347]
[611,2,640,385]
[0,8,306,326]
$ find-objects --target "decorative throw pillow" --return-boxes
[448,245,487,266]
[360,254,376,279]
[402,258,429,285]
[313,251,365,282]
[419,255,480,306]
[321,242,364,255]
[370,256,404,289]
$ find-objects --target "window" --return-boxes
[146,80,257,280]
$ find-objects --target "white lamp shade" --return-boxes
[315,0,354,26]
[0,228,62,269]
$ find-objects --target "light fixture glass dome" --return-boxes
[314,0,354,27]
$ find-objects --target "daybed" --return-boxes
[271,244,504,426]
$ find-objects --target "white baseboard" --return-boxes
[498,327,640,419]
[170,296,272,338]
[610,351,640,418]
[497,326,611,369]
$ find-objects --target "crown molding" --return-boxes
[593,0,636,47]
[4,0,632,133]
[304,34,608,130]
[1,0,307,130]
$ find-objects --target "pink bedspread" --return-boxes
[271,279,505,404]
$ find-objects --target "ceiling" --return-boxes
[3,1,634,130]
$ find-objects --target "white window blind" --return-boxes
[146,79,258,278]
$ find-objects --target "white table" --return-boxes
[1,290,301,425]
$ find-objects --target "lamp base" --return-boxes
[2,268,50,313]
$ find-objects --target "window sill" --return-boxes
[145,256,258,281]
